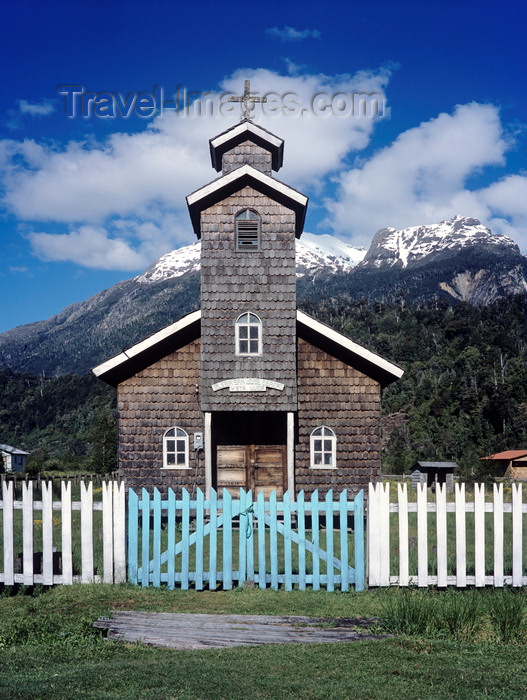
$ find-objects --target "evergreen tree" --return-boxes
[88,413,118,474]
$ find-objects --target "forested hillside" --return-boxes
[0,371,116,474]
[1,294,525,478]
[301,293,527,477]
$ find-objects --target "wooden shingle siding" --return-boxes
[222,142,272,175]
[93,121,400,498]
[118,338,205,494]
[295,338,381,497]
[200,186,298,412]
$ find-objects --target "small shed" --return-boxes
[0,444,29,473]
[411,461,458,491]
[480,450,527,480]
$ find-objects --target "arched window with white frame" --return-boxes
[235,313,262,356]
[310,427,337,468]
[235,209,260,251]
[163,427,189,468]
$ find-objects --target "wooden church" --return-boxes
[93,97,403,498]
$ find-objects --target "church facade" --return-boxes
[93,117,403,498]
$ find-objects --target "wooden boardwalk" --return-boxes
[94,612,387,650]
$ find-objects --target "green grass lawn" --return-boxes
[0,584,526,700]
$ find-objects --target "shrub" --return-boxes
[380,589,527,644]
[486,589,527,644]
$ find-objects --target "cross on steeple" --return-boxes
[228,80,267,121]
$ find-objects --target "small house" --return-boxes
[411,461,458,491]
[0,444,29,473]
[93,99,403,498]
[480,450,527,480]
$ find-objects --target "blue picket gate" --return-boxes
[127,487,364,591]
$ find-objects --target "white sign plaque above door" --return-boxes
[211,378,285,393]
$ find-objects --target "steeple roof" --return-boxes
[209,120,284,172]
[186,164,307,238]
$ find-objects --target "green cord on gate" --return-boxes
[239,504,254,539]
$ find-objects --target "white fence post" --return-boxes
[22,481,34,586]
[474,484,485,587]
[455,483,467,587]
[113,481,127,584]
[493,483,504,587]
[367,483,377,586]
[102,481,114,583]
[436,484,447,587]
[417,484,428,587]
[2,481,14,585]
[42,481,54,585]
[397,483,409,586]
[368,482,389,587]
[512,483,523,587]
[61,481,73,585]
[80,481,94,583]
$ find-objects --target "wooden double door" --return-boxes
[216,445,286,498]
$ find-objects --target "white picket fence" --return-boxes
[1,480,126,585]
[368,482,527,587]
[2,479,526,589]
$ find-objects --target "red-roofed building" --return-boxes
[480,450,527,479]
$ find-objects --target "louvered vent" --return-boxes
[235,210,260,251]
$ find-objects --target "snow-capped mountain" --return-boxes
[359,216,520,269]
[136,242,201,283]
[136,232,366,285]
[136,216,522,289]
[296,233,366,276]
[0,217,524,377]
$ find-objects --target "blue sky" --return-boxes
[1,0,525,333]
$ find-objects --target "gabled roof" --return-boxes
[481,450,527,461]
[415,461,458,470]
[209,120,284,172]
[92,309,201,387]
[186,164,308,238]
[0,444,30,455]
[296,310,403,388]
[92,308,403,389]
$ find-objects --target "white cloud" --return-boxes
[1,74,524,271]
[1,67,390,270]
[4,128,212,223]
[266,26,320,42]
[219,67,390,189]
[29,226,147,270]
[18,100,55,116]
[27,214,194,271]
[325,102,527,249]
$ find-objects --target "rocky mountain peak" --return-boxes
[359,216,520,269]
[0,217,524,377]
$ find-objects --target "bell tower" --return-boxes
[187,104,308,415]
[93,84,402,500]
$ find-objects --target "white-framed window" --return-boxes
[235,313,262,355]
[310,427,337,469]
[235,209,260,251]
[162,427,190,469]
